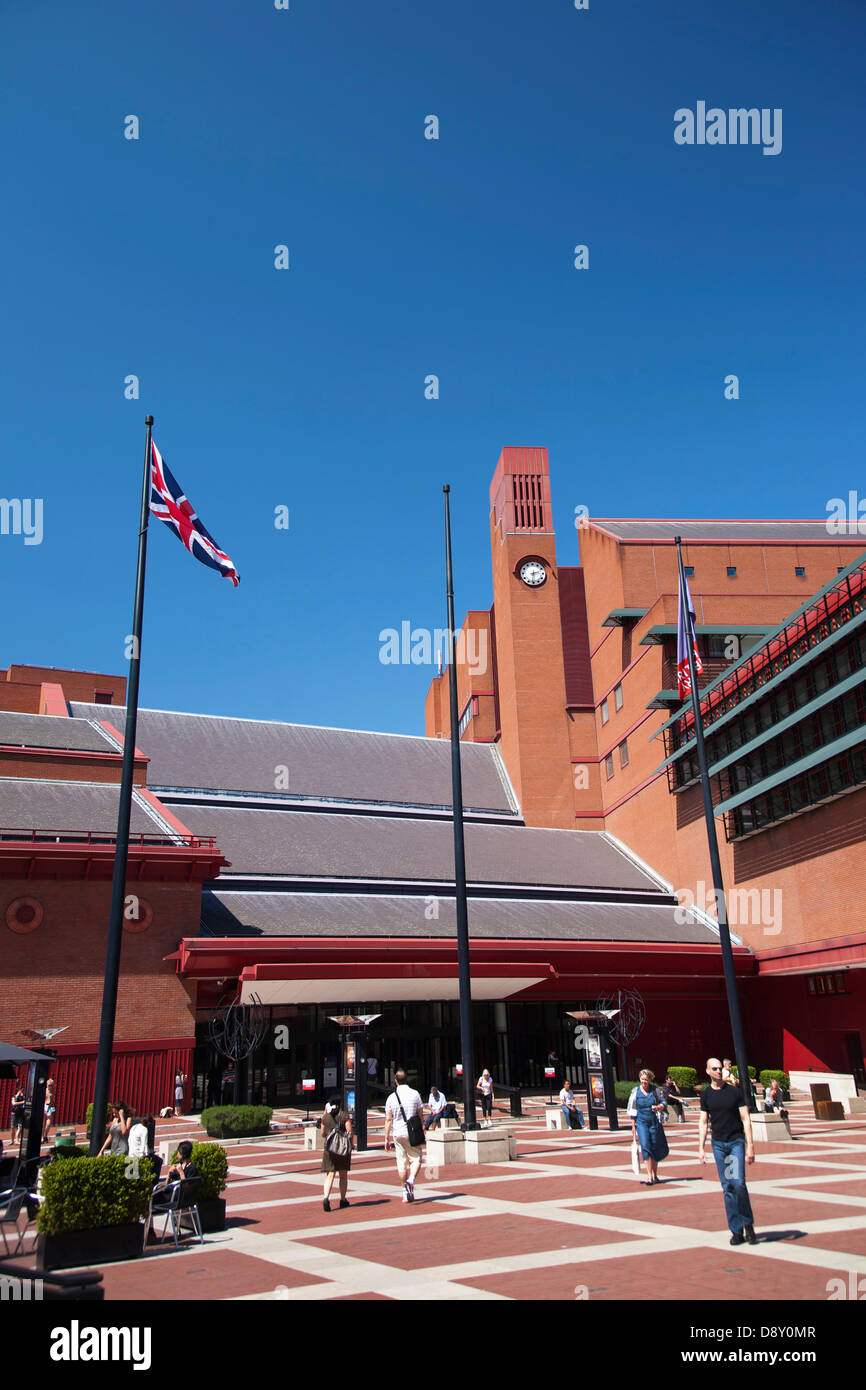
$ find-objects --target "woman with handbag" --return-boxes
[321,1095,354,1212]
[627,1069,669,1186]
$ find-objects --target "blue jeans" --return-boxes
[712,1138,754,1234]
[562,1105,584,1129]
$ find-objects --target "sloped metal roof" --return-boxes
[0,712,117,753]
[588,519,859,543]
[177,803,662,891]
[201,889,715,944]
[0,780,166,835]
[70,704,517,814]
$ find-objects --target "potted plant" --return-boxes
[36,1154,154,1270]
[200,1104,273,1139]
[168,1142,229,1232]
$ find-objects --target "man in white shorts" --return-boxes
[384,1069,425,1203]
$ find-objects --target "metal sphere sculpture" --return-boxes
[596,989,646,1047]
[208,992,268,1064]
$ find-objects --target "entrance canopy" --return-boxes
[238,962,550,1005]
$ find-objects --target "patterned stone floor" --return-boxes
[10,1098,866,1301]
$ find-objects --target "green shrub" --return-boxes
[730,1065,756,1079]
[37,1155,154,1235]
[759,1070,790,1091]
[615,1080,640,1108]
[46,1145,89,1162]
[85,1102,114,1139]
[169,1142,228,1200]
[664,1067,697,1092]
[200,1105,272,1138]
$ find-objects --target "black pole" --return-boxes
[443,486,478,1130]
[89,416,153,1155]
[674,537,755,1110]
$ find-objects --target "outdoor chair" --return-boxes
[143,1176,203,1250]
[0,1188,31,1259]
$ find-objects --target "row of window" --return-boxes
[603,739,629,779]
[725,742,866,839]
[669,628,866,791]
[600,683,623,723]
[806,973,849,996]
[681,566,809,579]
[681,582,866,736]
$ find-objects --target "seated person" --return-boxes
[763,1080,788,1116]
[425,1086,449,1131]
[559,1079,585,1129]
[155,1140,198,1192]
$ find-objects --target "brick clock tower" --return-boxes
[489,448,575,828]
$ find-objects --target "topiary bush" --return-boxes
[730,1065,757,1079]
[37,1155,154,1235]
[169,1142,228,1200]
[759,1070,790,1091]
[665,1067,697,1092]
[615,1081,640,1108]
[85,1102,116,1139]
[45,1145,89,1162]
[200,1105,272,1138]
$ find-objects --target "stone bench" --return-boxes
[751,1111,795,1143]
[425,1128,467,1168]
[545,1104,583,1131]
[425,1124,516,1168]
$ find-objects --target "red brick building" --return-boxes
[425,447,866,1081]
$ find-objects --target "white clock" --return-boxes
[519,560,547,587]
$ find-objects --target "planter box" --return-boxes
[37,1223,142,1271]
[197,1197,226,1233]
[205,1126,269,1140]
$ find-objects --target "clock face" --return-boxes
[520,560,547,588]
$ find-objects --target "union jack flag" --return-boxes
[149,441,239,586]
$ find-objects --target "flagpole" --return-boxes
[443,485,478,1130]
[674,536,754,1110]
[89,416,154,1154]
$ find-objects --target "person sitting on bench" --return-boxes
[425,1086,449,1131]
[559,1079,585,1129]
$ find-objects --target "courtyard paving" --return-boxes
[9,1096,866,1301]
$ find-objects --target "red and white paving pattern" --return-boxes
[11,1097,866,1301]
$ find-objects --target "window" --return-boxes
[614,683,623,711]
[604,753,614,779]
[795,566,805,578]
[684,566,694,577]
[600,699,609,724]
[94,690,113,704]
[618,739,629,769]
[727,566,737,577]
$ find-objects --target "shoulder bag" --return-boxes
[395,1091,426,1148]
[324,1114,352,1159]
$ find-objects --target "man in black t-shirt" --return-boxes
[699,1057,757,1246]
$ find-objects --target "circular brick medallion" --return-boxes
[122,896,153,932]
[6,897,44,934]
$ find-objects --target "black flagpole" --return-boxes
[443,486,478,1130]
[674,536,754,1110]
[89,416,154,1154]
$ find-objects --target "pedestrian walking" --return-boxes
[559,1079,585,1129]
[129,1114,161,1181]
[476,1069,495,1127]
[384,1068,425,1204]
[42,1079,56,1143]
[321,1095,354,1212]
[11,1082,26,1146]
[699,1057,757,1245]
[662,1073,686,1123]
[627,1069,669,1185]
[174,1071,187,1117]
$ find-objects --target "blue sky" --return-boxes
[3,0,864,734]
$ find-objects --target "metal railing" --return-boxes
[0,828,215,849]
